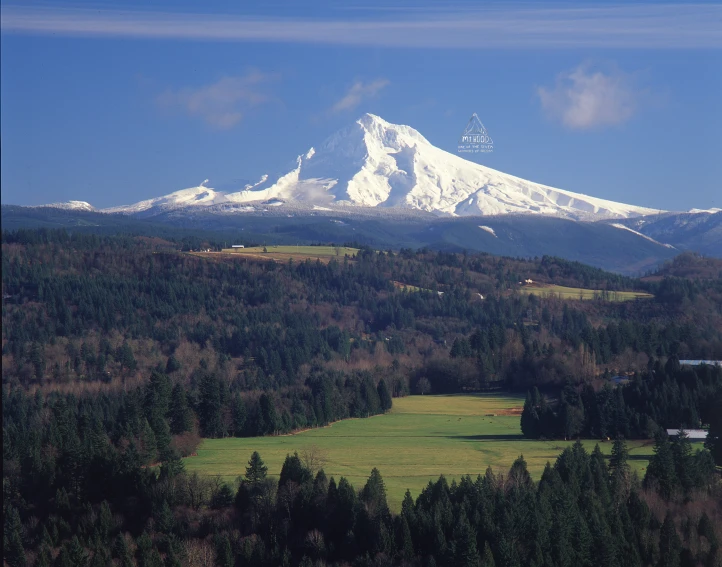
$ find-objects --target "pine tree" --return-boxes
[156,500,174,534]
[113,533,134,567]
[480,542,496,567]
[245,451,268,485]
[168,384,192,435]
[377,379,393,412]
[658,513,681,567]
[454,512,481,567]
[215,534,233,567]
[670,430,695,492]
[610,437,631,506]
[399,516,414,561]
[97,501,113,542]
[645,433,678,499]
[361,468,388,517]
[705,390,722,466]
[65,536,89,567]
[231,392,247,437]
[4,506,27,567]
[520,390,540,439]
[198,373,224,438]
[139,418,158,465]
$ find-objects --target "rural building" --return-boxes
[679,360,722,367]
[666,429,708,440]
[232,244,245,248]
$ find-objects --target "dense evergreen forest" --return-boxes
[3,229,722,566]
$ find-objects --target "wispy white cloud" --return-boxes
[157,72,275,129]
[331,79,389,113]
[1,5,721,49]
[537,64,642,130]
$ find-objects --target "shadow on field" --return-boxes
[449,434,526,441]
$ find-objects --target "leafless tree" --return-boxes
[182,539,215,567]
[301,444,328,475]
[417,377,431,395]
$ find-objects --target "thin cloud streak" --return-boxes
[331,79,390,113]
[2,5,721,49]
[157,72,276,129]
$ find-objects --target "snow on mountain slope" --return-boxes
[102,180,228,214]
[44,114,663,220]
[219,114,660,219]
[39,200,95,211]
[610,223,675,249]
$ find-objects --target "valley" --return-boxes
[183,393,668,511]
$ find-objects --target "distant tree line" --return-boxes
[519,357,722,448]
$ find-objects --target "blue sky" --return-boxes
[1,1,721,210]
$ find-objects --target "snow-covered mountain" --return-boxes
[44,114,662,220]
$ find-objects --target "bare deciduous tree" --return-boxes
[182,539,215,567]
[301,444,328,475]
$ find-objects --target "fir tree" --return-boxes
[231,392,247,437]
[168,384,192,435]
[198,373,224,438]
[245,451,268,485]
[645,433,678,499]
[480,542,496,567]
[377,379,393,412]
[658,513,681,567]
[361,468,388,517]
[4,506,27,567]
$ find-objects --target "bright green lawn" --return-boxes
[183,394,673,511]
[523,284,653,302]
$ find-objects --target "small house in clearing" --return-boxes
[232,244,245,249]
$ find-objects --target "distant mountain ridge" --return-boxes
[42,113,663,221]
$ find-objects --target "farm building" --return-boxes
[666,429,708,440]
[679,360,722,367]
[231,244,245,248]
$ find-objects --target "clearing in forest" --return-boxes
[212,245,359,263]
[183,394,673,511]
[521,283,653,302]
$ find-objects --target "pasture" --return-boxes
[522,283,653,302]
[183,394,673,511]
[215,245,359,263]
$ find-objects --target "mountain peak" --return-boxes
[40,115,663,220]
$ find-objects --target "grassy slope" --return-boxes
[522,284,653,302]
[183,394,679,511]
[221,245,358,258]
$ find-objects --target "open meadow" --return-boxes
[214,245,359,263]
[521,283,653,302]
[182,394,681,511]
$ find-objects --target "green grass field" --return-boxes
[183,394,676,511]
[523,284,653,302]
[220,245,358,260]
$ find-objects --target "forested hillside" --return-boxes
[3,229,722,566]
